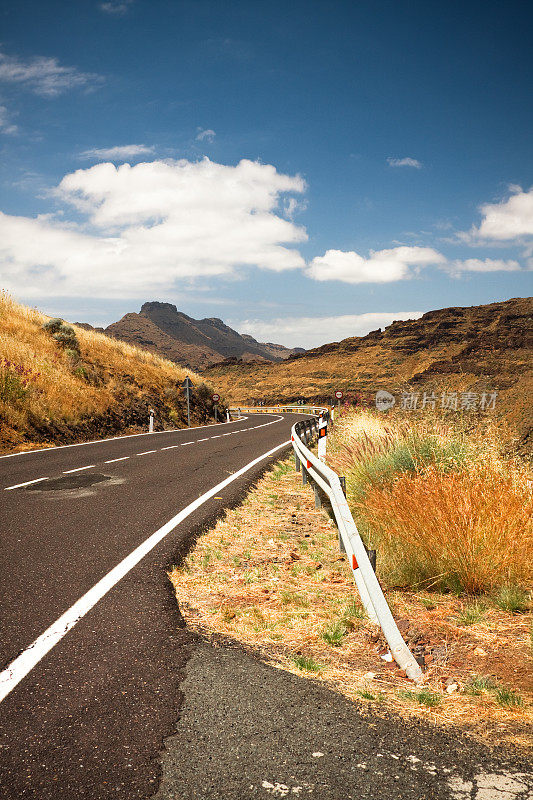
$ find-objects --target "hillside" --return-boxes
[205,297,533,451]
[96,302,304,370]
[0,294,221,453]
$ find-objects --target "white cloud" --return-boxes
[387,157,422,169]
[99,0,134,14]
[462,186,533,242]
[237,311,424,349]
[0,158,307,298]
[80,144,155,160]
[0,105,18,135]
[196,128,216,142]
[307,246,445,284]
[449,258,521,274]
[0,50,103,97]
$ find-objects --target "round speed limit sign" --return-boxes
[335,390,343,400]
[212,393,220,402]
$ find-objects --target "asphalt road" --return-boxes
[0,412,296,799]
[1,413,531,800]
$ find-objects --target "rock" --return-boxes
[473,647,487,657]
[363,672,376,681]
[446,682,459,694]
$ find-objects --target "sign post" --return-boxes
[181,376,194,427]
[317,413,328,461]
[212,393,220,422]
[149,408,155,433]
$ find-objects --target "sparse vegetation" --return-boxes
[292,655,322,672]
[169,455,533,750]
[493,585,531,614]
[328,410,533,595]
[0,292,218,451]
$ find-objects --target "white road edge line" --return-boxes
[0,439,290,703]
[104,457,129,464]
[0,416,251,459]
[63,465,95,474]
[4,477,49,491]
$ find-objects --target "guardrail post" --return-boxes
[294,451,300,471]
[302,463,307,485]
[313,484,321,509]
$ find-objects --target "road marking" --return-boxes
[0,416,251,459]
[137,450,157,456]
[104,457,129,464]
[160,445,180,450]
[181,442,194,446]
[211,435,222,439]
[223,433,232,436]
[0,438,291,703]
[4,477,49,491]
[63,465,95,474]
[197,438,209,442]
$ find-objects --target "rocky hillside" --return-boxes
[205,297,533,451]
[90,302,303,370]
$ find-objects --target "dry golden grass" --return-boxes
[170,457,533,751]
[0,291,209,446]
[359,468,533,594]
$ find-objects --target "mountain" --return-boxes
[92,302,303,371]
[204,297,533,452]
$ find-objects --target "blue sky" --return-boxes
[0,0,531,347]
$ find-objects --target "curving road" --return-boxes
[0,412,297,799]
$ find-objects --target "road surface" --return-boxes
[0,412,294,799]
[1,412,530,799]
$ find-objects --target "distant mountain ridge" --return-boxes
[77,302,304,370]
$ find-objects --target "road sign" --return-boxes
[212,393,220,402]
[335,390,343,400]
[182,377,194,391]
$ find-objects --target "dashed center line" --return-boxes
[160,445,181,450]
[181,442,194,446]
[63,465,95,474]
[137,450,157,456]
[104,457,129,464]
[197,438,209,442]
[211,435,222,439]
[4,477,48,491]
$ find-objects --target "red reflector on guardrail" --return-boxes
[306,459,311,468]
[352,554,358,570]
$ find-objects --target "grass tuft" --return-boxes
[292,655,322,672]
[493,585,531,614]
[321,620,347,646]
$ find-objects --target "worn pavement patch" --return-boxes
[154,642,532,800]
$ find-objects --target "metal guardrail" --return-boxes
[239,405,423,682]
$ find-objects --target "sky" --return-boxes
[0,0,532,348]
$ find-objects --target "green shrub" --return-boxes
[42,317,64,334]
[493,585,530,614]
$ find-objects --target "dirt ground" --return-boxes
[169,458,533,752]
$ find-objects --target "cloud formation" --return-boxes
[196,128,216,142]
[462,186,533,242]
[0,105,18,135]
[80,144,155,160]
[0,158,306,298]
[99,0,134,14]
[237,311,424,349]
[449,258,521,274]
[0,50,103,97]
[387,157,422,169]
[307,246,445,283]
